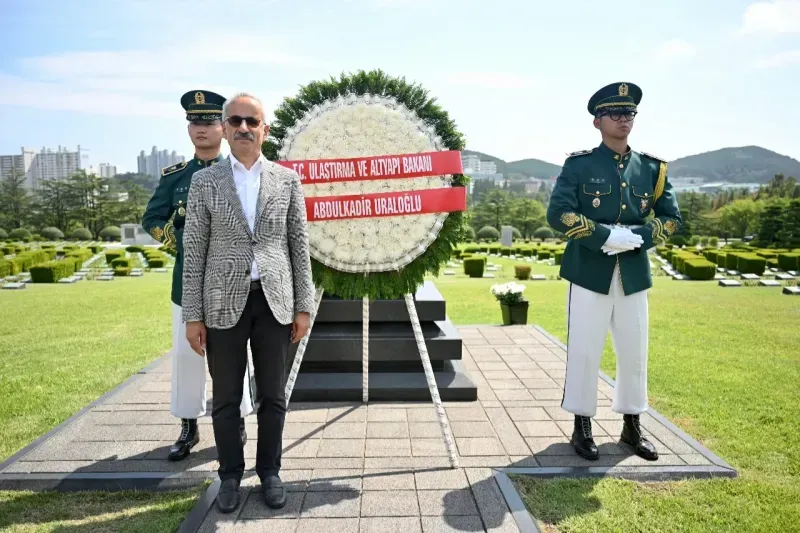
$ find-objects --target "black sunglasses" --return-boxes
[226,115,262,128]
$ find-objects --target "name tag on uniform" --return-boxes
[175,186,189,193]
[588,177,605,184]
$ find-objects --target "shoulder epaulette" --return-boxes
[566,149,593,158]
[640,151,666,163]
[161,161,187,177]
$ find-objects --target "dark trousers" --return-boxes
[206,284,291,483]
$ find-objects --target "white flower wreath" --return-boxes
[279,94,454,274]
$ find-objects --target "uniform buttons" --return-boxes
[622,205,627,210]
[621,182,627,187]
[618,163,624,168]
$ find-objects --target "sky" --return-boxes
[1,0,799,173]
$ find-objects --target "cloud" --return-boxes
[652,39,696,63]
[2,39,326,117]
[440,72,541,89]
[741,0,800,34]
[753,49,800,67]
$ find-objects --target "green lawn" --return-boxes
[0,274,174,462]
[0,274,202,533]
[430,255,800,531]
[0,485,206,533]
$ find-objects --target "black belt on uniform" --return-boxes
[249,279,261,291]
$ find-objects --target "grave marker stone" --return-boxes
[758,280,781,287]
[776,273,795,281]
[718,279,741,287]
[672,273,689,280]
[97,275,114,281]
[58,276,78,284]
[443,270,455,276]
[727,270,740,276]
[783,286,800,295]
[501,226,513,247]
[2,282,26,290]
[530,274,546,281]
[483,273,495,278]
[741,273,760,280]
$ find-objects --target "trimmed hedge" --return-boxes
[538,250,551,260]
[126,245,144,253]
[0,259,11,277]
[514,265,531,280]
[715,253,727,267]
[684,259,716,280]
[777,253,800,272]
[463,257,485,278]
[521,249,533,257]
[30,260,75,283]
[114,267,132,276]
[554,250,564,265]
[725,252,741,270]
[111,258,131,268]
[736,253,767,275]
[105,250,125,264]
[89,245,103,254]
[500,247,512,257]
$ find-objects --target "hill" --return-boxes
[668,146,800,183]
[462,150,562,179]
[464,145,800,184]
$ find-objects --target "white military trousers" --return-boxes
[561,264,649,418]
[171,303,254,419]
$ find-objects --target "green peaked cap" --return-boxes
[587,82,642,116]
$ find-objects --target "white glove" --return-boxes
[602,227,643,255]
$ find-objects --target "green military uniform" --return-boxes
[142,152,224,305]
[545,81,682,463]
[141,89,252,462]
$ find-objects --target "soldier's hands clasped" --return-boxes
[602,227,643,255]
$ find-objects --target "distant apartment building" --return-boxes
[0,146,83,189]
[98,163,117,178]
[460,154,499,175]
[137,146,185,179]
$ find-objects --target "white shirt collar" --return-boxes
[229,152,266,175]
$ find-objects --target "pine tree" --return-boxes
[756,202,785,247]
[777,199,800,249]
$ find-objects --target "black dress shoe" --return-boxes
[167,419,199,461]
[620,414,659,461]
[262,475,287,509]
[216,478,241,513]
[239,418,247,447]
[571,415,599,460]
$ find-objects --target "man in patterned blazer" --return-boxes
[182,92,315,513]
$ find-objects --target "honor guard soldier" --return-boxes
[142,90,254,461]
[546,82,682,462]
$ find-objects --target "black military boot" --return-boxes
[239,417,247,446]
[168,418,199,461]
[620,414,659,461]
[571,415,599,460]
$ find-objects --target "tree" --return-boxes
[471,189,510,232]
[67,170,116,238]
[508,198,545,239]
[33,179,74,233]
[0,169,31,230]
[755,201,785,247]
[718,199,763,239]
[777,199,800,249]
[756,173,799,200]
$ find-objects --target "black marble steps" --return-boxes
[295,319,462,363]
[288,359,478,401]
[315,281,446,323]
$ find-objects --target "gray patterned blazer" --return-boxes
[181,155,315,329]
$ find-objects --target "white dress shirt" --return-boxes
[230,153,264,281]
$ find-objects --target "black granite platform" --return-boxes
[288,281,478,401]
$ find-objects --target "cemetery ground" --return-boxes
[0,254,798,531]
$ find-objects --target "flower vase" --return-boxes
[500,301,529,326]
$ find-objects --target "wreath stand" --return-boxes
[284,287,460,469]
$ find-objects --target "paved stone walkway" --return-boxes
[0,325,734,532]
